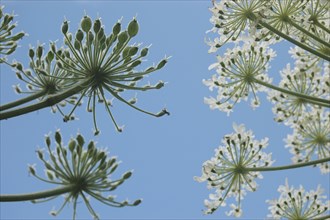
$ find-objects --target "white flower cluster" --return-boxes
[267,179,330,219]
[204,42,275,115]
[285,109,330,174]
[268,46,329,124]
[194,123,274,216]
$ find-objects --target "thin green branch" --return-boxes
[0,184,75,202]
[246,157,330,172]
[0,80,88,120]
[249,15,330,61]
[0,90,48,112]
[254,78,330,108]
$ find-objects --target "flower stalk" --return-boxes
[0,185,75,202]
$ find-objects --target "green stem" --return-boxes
[249,15,330,61]
[314,20,330,35]
[246,157,330,172]
[289,20,330,48]
[0,184,75,202]
[254,79,330,107]
[0,90,48,112]
[0,80,88,120]
[314,215,330,220]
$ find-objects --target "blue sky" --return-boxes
[0,1,329,219]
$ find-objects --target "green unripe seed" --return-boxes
[68,139,76,152]
[81,15,92,32]
[93,19,101,33]
[118,31,128,43]
[133,199,142,206]
[74,40,80,50]
[113,22,121,35]
[62,21,69,34]
[55,130,62,144]
[128,47,138,56]
[157,59,167,69]
[128,18,139,37]
[130,60,141,68]
[36,45,43,59]
[140,47,148,57]
[123,171,132,179]
[47,51,54,63]
[76,134,85,146]
[76,29,84,42]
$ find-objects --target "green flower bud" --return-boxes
[122,46,131,58]
[76,29,84,42]
[81,15,92,32]
[93,19,101,33]
[133,199,142,206]
[128,18,139,37]
[140,47,148,57]
[112,21,121,35]
[55,130,62,144]
[118,31,128,43]
[62,21,69,34]
[123,171,132,179]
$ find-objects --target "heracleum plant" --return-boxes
[0,14,169,133]
[197,0,330,218]
[0,6,168,220]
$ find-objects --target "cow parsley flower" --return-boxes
[267,179,330,219]
[284,109,330,174]
[29,130,141,219]
[268,47,329,124]
[207,0,274,51]
[194,123,274,216]
[204,42,275,115]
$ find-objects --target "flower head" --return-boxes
[51,15,169,133]
[0,6,25,59]
[29,130,141,219]
[285,109,330,174]
[204,42,275,115]
[194,123,274,216]
[268,46,328,124]
[207,0,274,52]
[267,178,330,219]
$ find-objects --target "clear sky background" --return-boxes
[0,1,329,220]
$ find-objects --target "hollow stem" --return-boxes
[254,78,330,108]
[246,157,330,172]
[0,80,89,120]
[0,90,48,112]
[0,184,75,202]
